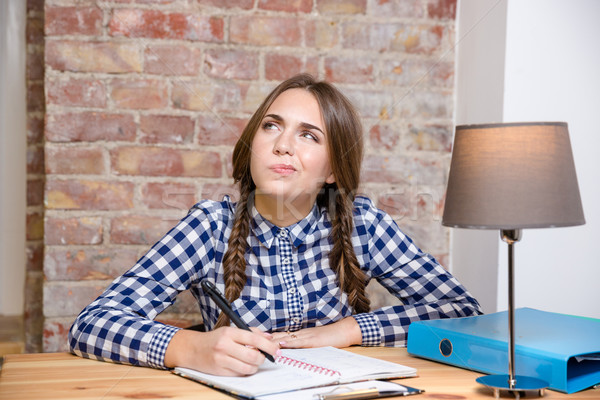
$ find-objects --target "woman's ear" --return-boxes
[325,172,336,184]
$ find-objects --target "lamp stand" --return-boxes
[476,229,548,399]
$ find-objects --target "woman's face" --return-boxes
[250,88,335,225]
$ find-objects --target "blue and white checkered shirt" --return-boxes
[69,196,481,369]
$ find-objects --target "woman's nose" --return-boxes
[273,131,294,155]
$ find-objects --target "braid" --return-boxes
[215,182,253,328]
[329,193,370,314]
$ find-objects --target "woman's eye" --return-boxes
[301,131,318,142]
[262,121,278,130]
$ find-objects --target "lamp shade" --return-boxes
[442,122,585,229]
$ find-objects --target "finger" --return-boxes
[217,353,263,376]
[249,327,273,340]
[232,329,280,359]
[270,332,288,340]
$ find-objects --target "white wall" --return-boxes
[452,0,508,313]
[454,0,600,319]
[500,0,600,319]
[0,0,27,315]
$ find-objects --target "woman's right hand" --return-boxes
[164,327,280,376]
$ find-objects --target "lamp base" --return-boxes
[477,374,548,399]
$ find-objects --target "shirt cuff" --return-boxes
[352,313,381,346]
[147,324,181,369]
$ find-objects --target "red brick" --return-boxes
[26,15,44,45]
[45,217,103,245]
[144,44,201,76]
[265,54,319,81]
[204,49,258,80]
[45,112,136,142]
[26,243,44,272]
[45,146,106,175]
[45,6,103,36]
[377,191,410,219]
[46,78,107,108]
[27,145,44,174]
[27,212,44,241]
[362,155,446,185]
[324,56,374,83]
[44,247,138,281]
[305,20,339,49]
[27,82,45,112]
[27,116,44,144]
[378,185,444,222]
[45,179,135,210]
[240,83,275,114]
[110,78,168,109]
[369,124,401,151]
[27,179,45,206]
[342,88,394,119]
[127,0,182,3]
[230,16,303,46]
[362,156,408,184]
[225,149,234,178]
[382,59,454,88]
[370,0,424,17]
[197,115,246,146]
[45,40,142,73]
[111,146,222,177]
[28,0,44,13]
[317,0,367,14]
[43,283,105,317]
[139,115,194,144]
[42,319,72,352]
[24,271,43,353]
[428,0,457,20]
[141,182,197,210]
[26,47,44,80]
[258,0,312,12]
[193,0,253,8]
[110,215,181,245]
[201,183,239,202]
[172,81,249,112]
[342,23,444,55]
[397,89,452,119]
[407,123,452,152]
[109,9,224,42]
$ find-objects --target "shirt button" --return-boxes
[281,257,290,264]
[292,317,300,323]
[288,287,296,294]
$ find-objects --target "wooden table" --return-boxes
[1,348,598,399]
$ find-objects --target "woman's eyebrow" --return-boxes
[264,113,283,122]
[299,121,324,135]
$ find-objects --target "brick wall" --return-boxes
[40,0,457,351]
[25,0,46,353]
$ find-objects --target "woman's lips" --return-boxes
[270,164,296,175]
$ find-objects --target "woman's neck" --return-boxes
[253,193,315,227]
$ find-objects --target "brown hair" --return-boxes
[215,74,370,328]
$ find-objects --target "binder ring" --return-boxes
[439,338,453,357]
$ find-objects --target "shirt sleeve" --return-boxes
[352,198,483,347]
[68,204,219,369]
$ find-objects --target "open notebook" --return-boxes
[173,346,417,399]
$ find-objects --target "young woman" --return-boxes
[69,74,482,377]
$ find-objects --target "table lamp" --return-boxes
[442,122,585,397]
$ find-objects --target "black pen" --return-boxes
[201,279,275,363]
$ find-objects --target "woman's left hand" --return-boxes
[270,317,362,349]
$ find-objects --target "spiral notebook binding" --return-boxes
[276,355,341,377]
